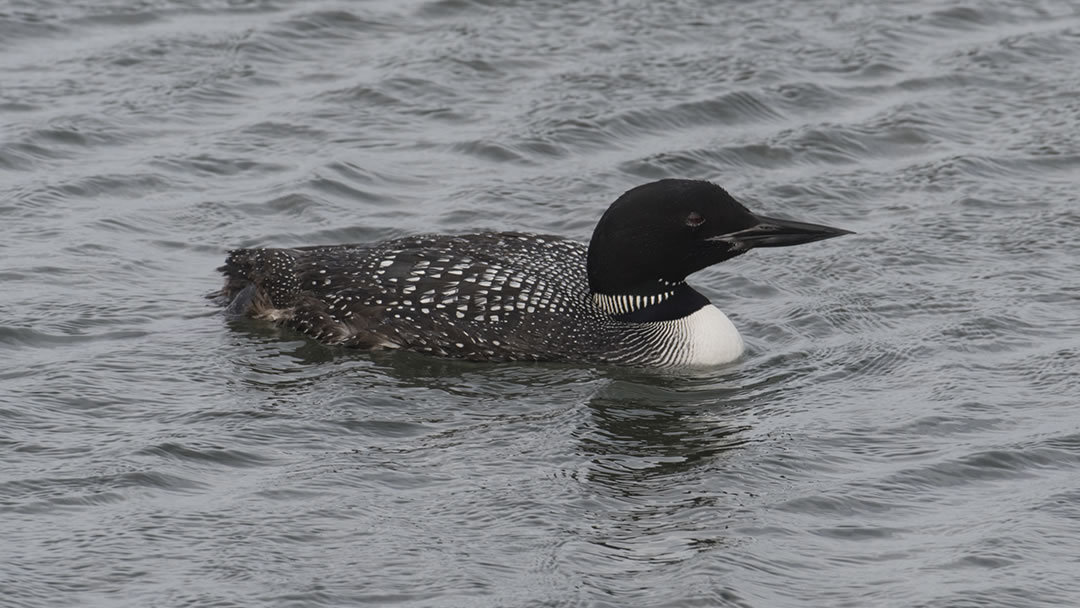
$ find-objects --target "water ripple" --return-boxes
[3,0,1080,606]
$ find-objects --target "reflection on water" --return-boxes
[573,379,753,588]
[582,379,752,486]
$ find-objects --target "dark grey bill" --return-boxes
[710,213,854,249]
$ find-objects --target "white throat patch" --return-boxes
[651,304,744,367]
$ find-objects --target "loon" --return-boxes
[219,179,851,367]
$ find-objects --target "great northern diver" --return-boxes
[219,179,851,367]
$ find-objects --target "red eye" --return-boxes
[686,212,705,227]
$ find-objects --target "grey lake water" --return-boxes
[3,0,1080,606]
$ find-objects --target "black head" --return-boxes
[586,179,852,295]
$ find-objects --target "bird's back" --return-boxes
[220,232,622,361]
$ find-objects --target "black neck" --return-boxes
[593,282,710,323]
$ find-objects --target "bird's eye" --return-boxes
[686,212,705,227]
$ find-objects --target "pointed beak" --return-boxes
[709,213,853,249]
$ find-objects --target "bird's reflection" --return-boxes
[577,371,754,490]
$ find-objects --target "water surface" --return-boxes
[3,0,1080,606]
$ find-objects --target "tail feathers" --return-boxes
[219,248,259,301]
[219,248,302,313]
[223,283,257,318]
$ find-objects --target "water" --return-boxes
[3,0,1080,606]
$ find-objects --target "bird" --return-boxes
[219,179,851,367]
